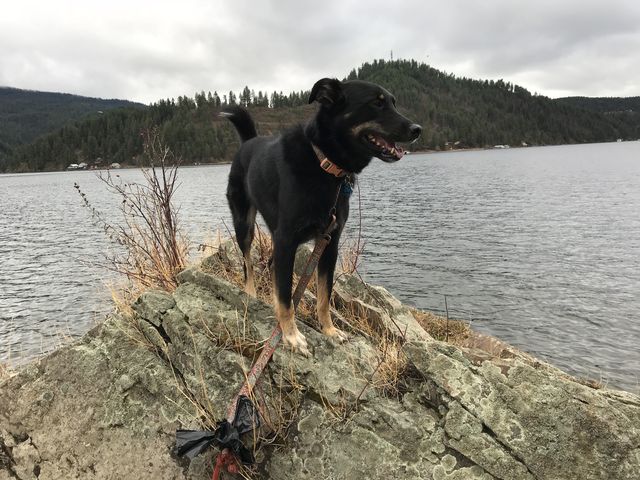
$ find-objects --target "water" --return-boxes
[1,142,639,392]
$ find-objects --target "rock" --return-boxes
[0,255,638,479]
[332,274,432,343]
[12,439,40,480]
[406,341,640,480]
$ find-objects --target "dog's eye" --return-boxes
[372,98,385,108]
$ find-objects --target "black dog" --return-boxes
[223,78,421,355]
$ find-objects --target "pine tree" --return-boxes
[240,86,251,107]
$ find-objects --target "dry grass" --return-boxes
[106,280,145,318]
[201,225,318,317]
[196,228,225,258]
[411,308,471,345]
[336,304,410,399]
[369,337,409,398]
[153,308,306,479]
[0,362,13,382]
[338,236,366,276]
[576,377,605,390]
[248,357,306,469]
[201,228,432,400]
[76,129,189,295]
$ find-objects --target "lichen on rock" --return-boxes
[1,251,639,479]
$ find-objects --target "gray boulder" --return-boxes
[1,257,638,479]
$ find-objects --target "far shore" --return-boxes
[2,139,637,175]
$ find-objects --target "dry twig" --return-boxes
[75,128,189,293]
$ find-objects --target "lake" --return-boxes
[1,141,639,392]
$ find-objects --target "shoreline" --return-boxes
[2,139,638,175]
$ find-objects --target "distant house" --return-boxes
[67,163,79,170]
[110,162,122,169]
[77,162,88,170]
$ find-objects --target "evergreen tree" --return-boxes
[240,86,251,107]
[2,59,637,173]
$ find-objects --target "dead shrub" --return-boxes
[75,128,189,296]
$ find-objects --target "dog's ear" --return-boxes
[309,78,344,106]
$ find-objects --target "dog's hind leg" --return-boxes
[239,206,257,297]
[227,171,257,297]
[273,235,310,356]
[316,232,348,343]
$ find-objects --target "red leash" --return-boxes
[212,328,282,479]
[212,211,338,479]
[213,449,238,479]
[225,323,283,423]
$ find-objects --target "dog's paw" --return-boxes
[322,326,348,343]
[283,330,311,357]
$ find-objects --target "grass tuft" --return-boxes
[410,308,471,345]
[0,362,13,382]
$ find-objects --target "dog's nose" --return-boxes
[409,124,422,139]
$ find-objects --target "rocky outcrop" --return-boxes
[1,255,639,479]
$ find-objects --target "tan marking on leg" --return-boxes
[243,250,256,297]
[317,271,348,343]
[273,283,310,356]
[242,206,257,297]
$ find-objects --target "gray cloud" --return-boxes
[1,0,639,103]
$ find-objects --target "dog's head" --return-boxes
[309,78,421,169]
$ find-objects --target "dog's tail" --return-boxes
[219,106,258,143]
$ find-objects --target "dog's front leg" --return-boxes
[316,231,348,343]
[273,235,310,356]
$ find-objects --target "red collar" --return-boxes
[312,144,348,178]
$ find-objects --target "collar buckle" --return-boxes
[313,144,347,178]
[320,159,333,171]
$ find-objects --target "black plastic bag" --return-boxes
[175,395,260,464]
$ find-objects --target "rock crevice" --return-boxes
[1,258,639,479]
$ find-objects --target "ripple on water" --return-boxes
[1,144,640,391]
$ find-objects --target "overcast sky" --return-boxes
[1,0,639,104]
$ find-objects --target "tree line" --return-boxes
[0,87,142,171]
[2,59,639,173]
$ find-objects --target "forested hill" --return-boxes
[351,61,638,147]
[554,96,640,134]
[0,87,144,163]
[2,60,639,173]
[555,96,640,113]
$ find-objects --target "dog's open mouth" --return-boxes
[365,133,405,161]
